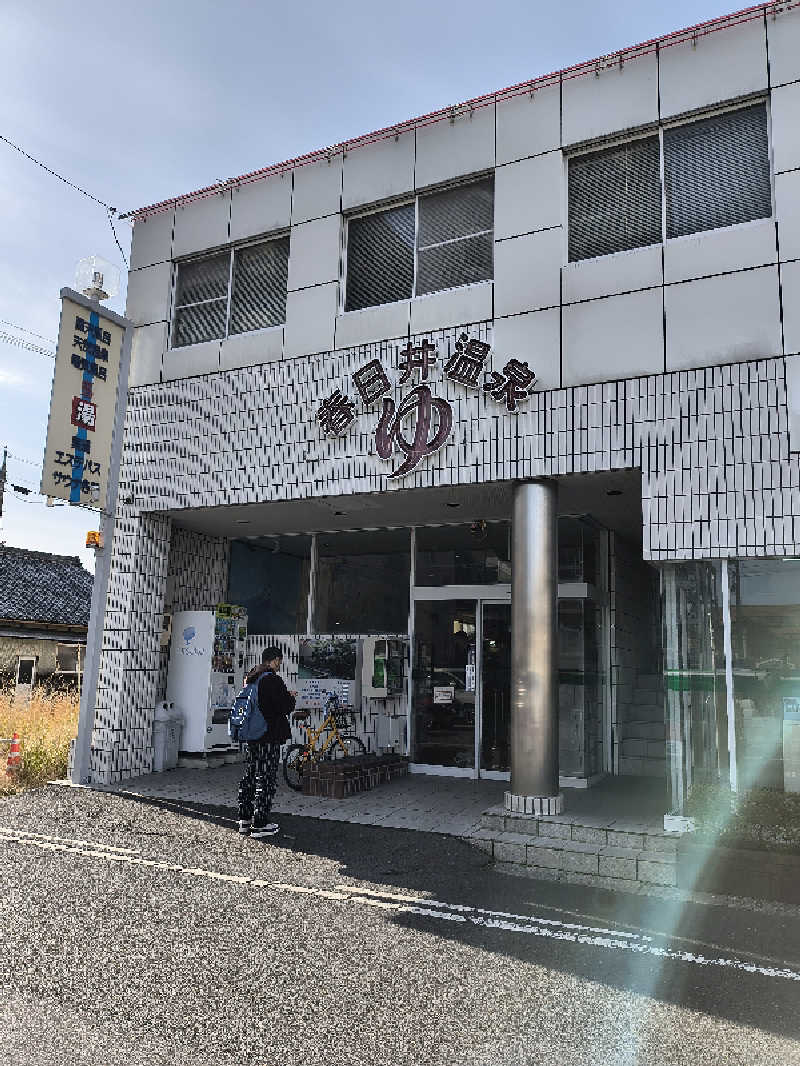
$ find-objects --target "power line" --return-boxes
[0,133,129,268]
[8,452,42,468]
[0,319,55,344]
[0,132,114,210]
[0,331,55,358]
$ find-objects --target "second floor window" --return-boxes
[568,101,772,262]
[172,235,290,348]
[345,178,494,312]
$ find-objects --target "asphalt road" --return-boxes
[1,786,800,1066]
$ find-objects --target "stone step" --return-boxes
[477,807,677,854]
[467,829,678,886]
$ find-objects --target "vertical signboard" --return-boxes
[40,294,126,510]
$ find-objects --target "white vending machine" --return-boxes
[166,604,248,766]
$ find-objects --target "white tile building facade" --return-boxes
[86,4,800,813]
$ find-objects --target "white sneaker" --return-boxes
[251,823,279,838]
[238,820,251,835]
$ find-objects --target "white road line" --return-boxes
[1,827,798,982]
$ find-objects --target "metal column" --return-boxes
[506,479,563,816]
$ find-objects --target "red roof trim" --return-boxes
[123,1,796,221]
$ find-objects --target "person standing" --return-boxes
[237,646,294,838]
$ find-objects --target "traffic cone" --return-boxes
[6,733,21,773]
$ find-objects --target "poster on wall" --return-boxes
[296,638,358,710]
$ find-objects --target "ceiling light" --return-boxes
[235,519,252,525]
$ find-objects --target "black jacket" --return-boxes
[246,667,294,745]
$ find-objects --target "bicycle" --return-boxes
[283,692,366,791]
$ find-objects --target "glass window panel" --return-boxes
[345,204,415,311]
[558,517,600,584]
[229,237,289,334]
[227,536,311,634]
[172,300,227,348]
[665,103,771,240]
[416,233,493,295]
[314,529,410,633]
[417,180,494,247]
[415,523,510,586]
[729,559,800,793]
[568,135,662,261]
[175,252,229,306]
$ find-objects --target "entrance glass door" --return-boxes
[412,600,477,770]
[480,603,512,775]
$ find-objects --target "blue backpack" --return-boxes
[228,681,268,744]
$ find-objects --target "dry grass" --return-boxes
[0,687,79,796]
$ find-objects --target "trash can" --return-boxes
[152,702,171,773]
[165,702,183,770]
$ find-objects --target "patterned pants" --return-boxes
[237,742,282,826]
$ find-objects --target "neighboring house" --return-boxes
[0,545,92,692]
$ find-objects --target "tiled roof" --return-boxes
[0,545,92,627]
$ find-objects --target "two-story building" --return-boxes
[88,2,800,819]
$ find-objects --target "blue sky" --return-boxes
[0,0,740,572]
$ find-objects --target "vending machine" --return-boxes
[166,604,248,765]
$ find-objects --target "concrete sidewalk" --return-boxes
[95,764,507,837]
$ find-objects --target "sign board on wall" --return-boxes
[40,294,126,510]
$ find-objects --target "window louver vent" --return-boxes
[664,103,771,239]
[417,179,493,295]
[230,237,289,335]
[568,136,662,262]
[345,204,415,312]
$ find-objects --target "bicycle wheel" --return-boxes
[283,744,310,791]
[329,735,366,760]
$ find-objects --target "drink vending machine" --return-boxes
[166,604,248,766]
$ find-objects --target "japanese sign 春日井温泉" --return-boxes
[316,332,538,478]
[40,295,125,510]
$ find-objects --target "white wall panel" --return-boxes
[665,265,781,370]
[334,301,409,349]
[229,174,292,243]
[342,132,415,211]
[492,308,560,390]
[129,323,166,387]
[782,260,800,355]
[162,339,220,381]
[287,214,342,291]
[771,81,800,174]
[125,262,172,326]
[659,18,768,120]
[129,210,174,271]
[664,219,777,284]
[414,105,495,190]
[284,282,338,357]
[495,83,560,165]
[563,244,662,303]
[220,327,283,371]
[495,228,561,317]
[766,4,800,88]
[562,52,658,146]
[291,155,343,224]
[776,170,800,263]
[563,288,664,385]
[409,281,492,334]
[494,151,562,239]
[172,192,231,258]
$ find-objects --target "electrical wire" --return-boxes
[0,319,55,345]
[8,453,42,468]
[0,331,55,358]
[0,133,129,268]
[0,132,114,210]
